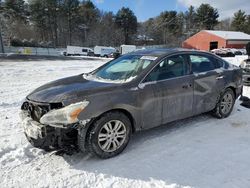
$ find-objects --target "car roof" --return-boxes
[129,48,200,57]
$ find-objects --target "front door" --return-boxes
[159,75,194,124]
[140,54,194,128]
[138,82,162,129]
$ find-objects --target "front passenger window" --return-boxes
[144,55,188,82]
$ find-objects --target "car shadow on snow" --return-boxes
[62,112,217,183]
[61,101,248,188]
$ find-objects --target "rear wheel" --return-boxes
[212,88,235,118]
[83,112,131,158]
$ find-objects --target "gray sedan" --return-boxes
[20,49,243,158]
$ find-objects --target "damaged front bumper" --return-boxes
[20,110,79,150]
[20,110,46,139]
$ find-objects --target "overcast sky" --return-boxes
[94,0,250,21]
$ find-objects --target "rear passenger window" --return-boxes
[190,55,217,73]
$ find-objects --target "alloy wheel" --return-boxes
[220,92,233,114]
[98,120,127,152]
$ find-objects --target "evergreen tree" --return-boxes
[115,7,137,44]
[246,15,250,34]
[196,4,219,30]
[231,10,247,32]
[4,0,27,21]
[62,0,80,45]
[29,0,50,43]
[77,0,99,44]
[185,6,197,34]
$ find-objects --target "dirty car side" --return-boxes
[20,49,243,155]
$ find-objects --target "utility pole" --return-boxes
[79,24,88,45]
[0,0,5,53]
[0,25,4,53]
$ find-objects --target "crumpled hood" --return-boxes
[27,74,118,103]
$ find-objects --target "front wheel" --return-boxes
[212,88,235,118]
[82,112,132,159]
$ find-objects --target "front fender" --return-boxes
[77,90,141,131]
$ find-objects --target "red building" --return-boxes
[182,30,250,51]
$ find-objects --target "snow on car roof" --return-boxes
[204,30,250,40]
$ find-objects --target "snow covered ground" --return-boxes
[0,58,250,188]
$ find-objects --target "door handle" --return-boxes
[216,75,224,80]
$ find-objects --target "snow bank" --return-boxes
[223,55,248,67]
[0,59,250,188]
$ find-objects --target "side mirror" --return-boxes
[138,81,156,89]
[138,83,146,89]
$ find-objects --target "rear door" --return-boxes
[188,53,225,115]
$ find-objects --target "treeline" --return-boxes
[0,0,137,47]
[0,0,250,48]
[140,5,250,47]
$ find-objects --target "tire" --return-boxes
[83,112,132,159]
[212,88,235,118]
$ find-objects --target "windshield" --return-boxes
[84,55,157,83]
